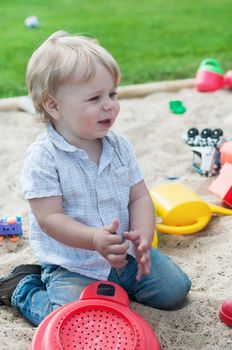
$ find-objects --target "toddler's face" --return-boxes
[51,63,120,148]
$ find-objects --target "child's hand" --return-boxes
[124,230,151,281]
[93,219,129,269]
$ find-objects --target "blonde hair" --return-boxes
[26,31,121,123]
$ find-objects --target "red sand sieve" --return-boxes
[30,281,160,350]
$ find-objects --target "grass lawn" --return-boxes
[1,0,232,97]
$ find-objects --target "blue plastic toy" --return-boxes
[0,216,23,242]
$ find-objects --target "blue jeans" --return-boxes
[12,248,191,326]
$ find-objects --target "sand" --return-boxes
[0,88,232,349]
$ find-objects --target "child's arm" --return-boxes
[29,196,129,269]
[124,180,155,280]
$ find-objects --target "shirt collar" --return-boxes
[47,123,78,152]
[47,123,117,154]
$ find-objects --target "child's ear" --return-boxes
[42,95,60,120]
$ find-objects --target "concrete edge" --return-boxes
[0,78,196,113]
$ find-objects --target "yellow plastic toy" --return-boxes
[152,230,158,248]
[150,183,232,235]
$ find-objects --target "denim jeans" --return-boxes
[12,248,191,326]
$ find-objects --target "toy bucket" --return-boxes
[195,58,225,92]
[150,183,232,235]
[30,281,160,350]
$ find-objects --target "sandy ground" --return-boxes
[0,88,232,349]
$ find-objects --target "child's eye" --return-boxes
[109,92,118,99]
[88,95,100,101]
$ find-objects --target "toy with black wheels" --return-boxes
[187,127,199,138]
[201,128,212,138]
[212,128,223,139]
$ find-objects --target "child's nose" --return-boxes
[102,97,114,110]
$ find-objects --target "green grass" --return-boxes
[1,0,232,97]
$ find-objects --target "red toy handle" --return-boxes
[79,281,130,306]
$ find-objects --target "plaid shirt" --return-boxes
[21,124,143,279]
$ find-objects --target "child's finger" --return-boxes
[107,233,124,245]
[105,218,120,233]
[123,231,133,240]
[141,257,151,275]
[108,241,129,254]
[138,238,150,252]
[123,230,140,241]
[107,253,128,265]
[138,250,151,275]
[136,263,144,281]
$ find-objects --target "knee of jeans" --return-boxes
[159,273,192,310]
[137,272,191,310]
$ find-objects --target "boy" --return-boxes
[0,31,191,325]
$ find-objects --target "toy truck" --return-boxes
[184,127,224,176]
[0,216,23,242]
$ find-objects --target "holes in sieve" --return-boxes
[58,307,136,349]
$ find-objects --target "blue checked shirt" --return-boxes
[21,124,143,279]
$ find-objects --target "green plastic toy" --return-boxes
[169,100,186,114]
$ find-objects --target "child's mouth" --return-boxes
[98,119,111,126]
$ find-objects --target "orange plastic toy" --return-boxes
[209,163,232,207]
[220,141,232,166]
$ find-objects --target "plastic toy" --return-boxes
[219,298,232,327]
[150,183,232,235]
[0,216,23,242]
[30,281,160,350]
[209,163,232,208]
[169,100,186,114]
[184,127,225,176]
[195,58,232,92]
[195,58,225,92]
[152,230,158,248]
[220,141,232,166]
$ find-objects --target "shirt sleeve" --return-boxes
[21,144,62,199]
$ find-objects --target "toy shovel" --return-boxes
[150,183,232,235]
